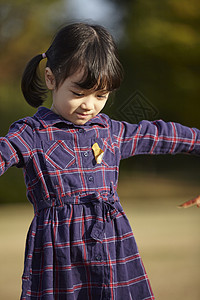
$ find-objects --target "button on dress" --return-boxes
[1,107,200,300]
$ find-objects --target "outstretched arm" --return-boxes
[107,116,200,209]
[112,119,200,158]
[0,118,33,176]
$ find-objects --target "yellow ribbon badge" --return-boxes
[92,143,104,164]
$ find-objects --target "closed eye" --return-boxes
[96,93,109,100]
[72,91,84,97]
[71,90,109,99]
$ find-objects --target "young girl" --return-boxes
[0,22,199,300]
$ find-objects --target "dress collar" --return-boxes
[34,107,107,128]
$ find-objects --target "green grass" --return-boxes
[0,173,200,299]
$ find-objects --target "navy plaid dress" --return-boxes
[1,107,200,299]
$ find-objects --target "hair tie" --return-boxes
[42,53,47,59]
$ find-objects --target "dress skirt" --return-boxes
[20,194,155,300]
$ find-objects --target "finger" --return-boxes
[178,195,200,208]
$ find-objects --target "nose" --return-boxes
[80,95,94,111]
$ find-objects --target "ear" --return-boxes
[45,67,56,90]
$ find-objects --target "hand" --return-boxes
[178,195,200,208]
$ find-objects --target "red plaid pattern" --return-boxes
[1,106,200,299]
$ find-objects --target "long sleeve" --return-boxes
[0,118,34,176]
[109,118,200,160]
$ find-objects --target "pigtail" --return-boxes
[21,54,48,108]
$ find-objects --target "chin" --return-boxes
[73,120,88,125]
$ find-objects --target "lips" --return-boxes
[77,113,88,116]
[76,112,91,119]
[76,112,91,116]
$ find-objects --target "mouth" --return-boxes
[76,112,91,118]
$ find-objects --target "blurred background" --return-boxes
[0,0,200,299]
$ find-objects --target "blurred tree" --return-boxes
[105,0,200,179]
[110,0,200,128]
[0,0,67,132]
[0,0,65,82]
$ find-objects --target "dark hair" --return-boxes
[21,22,124,108]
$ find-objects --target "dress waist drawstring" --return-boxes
[36,190,119,242]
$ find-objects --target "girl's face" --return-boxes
[45,68,109,125]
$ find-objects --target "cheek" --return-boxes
[67,100,80,111]
[97,100,107,111]
[57,97,75,111]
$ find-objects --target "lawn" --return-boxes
[0,172,199,299]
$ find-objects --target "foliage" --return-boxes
[0,0,65,83]
[0,0,64,129]
[110,0,200,127]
